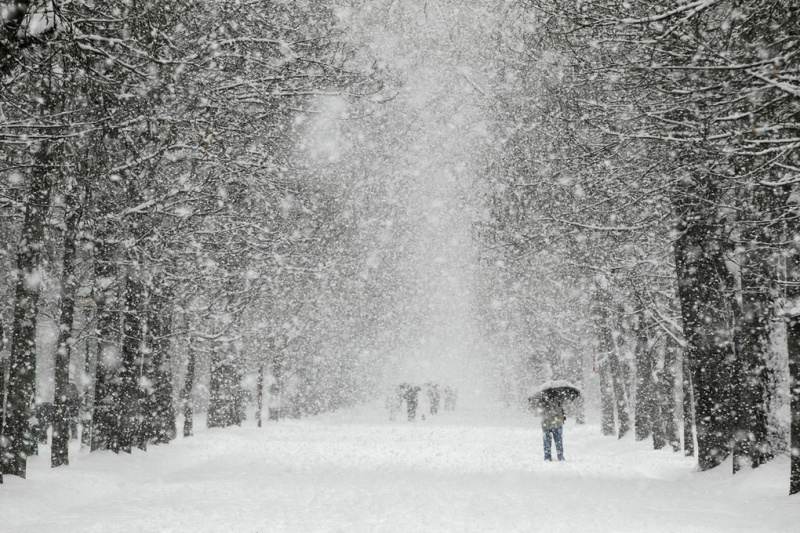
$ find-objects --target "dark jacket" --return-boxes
[538,402,564,431]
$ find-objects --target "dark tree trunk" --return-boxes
[635,312,667,450]
[634,314,653,442]
[682,353,695,457]
[607,348,631,439]
[788,315,800,495]
[598,348,616,436]
[91,236,120,453]
[181,337,197,437]
[208,348,242,428]
[660,335,681,452]
[143,281,176,445]
[257,365,264,428]
[785,216,800,495]
[51,186,81,468]
[730,183,784,472]
[80,316,95,448]
[1,169,50,479]
[673,177,735,471]
[731,267,773,473]
[593,290,626,437]
[0,319,6,484]
[119,271,145,453]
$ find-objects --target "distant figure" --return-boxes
[403,385,421,421]
[386,386,403,421]
[537,392,565,461]
[427,383,440,415]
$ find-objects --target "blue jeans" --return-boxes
[543,426,564,461]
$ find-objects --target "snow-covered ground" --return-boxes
[2,404,798,532]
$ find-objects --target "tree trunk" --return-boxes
[91,235,120,453]
[730,182,783,472]
[682,353,695,457]
[1,319,6,484]
[181,337,197,438]
[208,348,241,428]
[593,290,622,437]
[607,347,631,439]
[785,214,800,495]
[257,365,264,428]
[119,270,145,453]
[0,169,50,479]
[634,314,652,442]
[788,315,800,495]
[673,177,735,471]
[731,267,773,473]
[661,335,681,452]
[144,281,176,444]
[598,359,615,436]
[51,185,81,468]
[80,313,95,448]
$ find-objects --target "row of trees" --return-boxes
[476,0,799,494]
[1,0,389,483]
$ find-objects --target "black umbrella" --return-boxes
[528,380,581,408]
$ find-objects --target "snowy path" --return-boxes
[2,405,797,532]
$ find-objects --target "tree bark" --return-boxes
[0,318,6,484]
[0,168,50,479]
[144,281,176,444]
[661,335,681,452]
[634,314,653,442]
[673,176,735,470]
[119,270,145,453]
[593,290,626,437]
[90,235,120,453]
[208,348,242,428]
[51,185,81,468]
[785,212,800,495]
[181,337,197,438]
[682,352,695,457]
[787,315,800,495]
[731,262,773,473]
[598,359,615,436]
[257,365,264,428]
[607,346,631,439]
[730,183,784,472]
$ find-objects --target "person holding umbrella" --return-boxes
[529,380,581,462]
[538,391,566,461]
